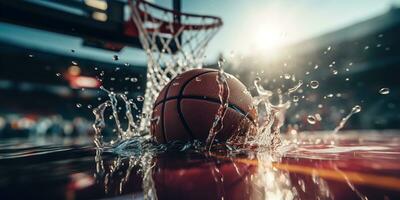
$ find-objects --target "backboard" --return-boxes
[0,0,181,51]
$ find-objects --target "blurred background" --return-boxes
[0,0,399,140]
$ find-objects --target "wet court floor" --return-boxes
[0,131,399,200]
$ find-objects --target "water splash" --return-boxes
[94,146,159,199]
[332,105,362,134]
[206,59,230,150]
[249,77,302,150]
[90,61,306,199]
[92,86,141,148]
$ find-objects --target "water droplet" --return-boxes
[113,55,119,61]
[307,115,317,124]
[314,65,319,69]
[94,67,98,71]
[293,96,299,102]
[115,67,120,71]
[76,103,82,108]
[305,71,310,75]
[349,62,353,66]
[318,104,323,108]
[130,77,138,83]
[332,70,338,75]
[195,77,202,82]
[284,73,291,79]
[379,87,390,95]
[345,68,350,72]
[310,80,319,89]
[137,96,144,102]
[87,105,92,109]
[327,46,331,51]
[327,94,334,98]
[56,73,61,77]
[110,77,116,81]
[28,54,34,58]
[298,89,303,93]
[345,78,350,81]
[172,82,180,86]
[124,63,130,66]
[71,61,78,65]
[364,46,369,50]
[352,105,362,113]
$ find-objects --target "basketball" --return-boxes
[150,68,257,144]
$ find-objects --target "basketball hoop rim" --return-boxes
[129,0,223,30]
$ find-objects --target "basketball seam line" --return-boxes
[177,71,217,139]
[152,70,218,109]
[154,95,256,124]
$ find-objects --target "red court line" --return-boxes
[216,155,400,191]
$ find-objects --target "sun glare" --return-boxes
[243,11,293,55]
[253,24,286,51]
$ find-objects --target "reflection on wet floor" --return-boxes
[1,133,400,200]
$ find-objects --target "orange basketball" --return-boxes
[150,68,257,144]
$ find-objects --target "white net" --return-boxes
[129,0,222,130]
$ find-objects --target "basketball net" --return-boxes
[129,0,223,131]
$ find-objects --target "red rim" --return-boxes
[130,0,223,32]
